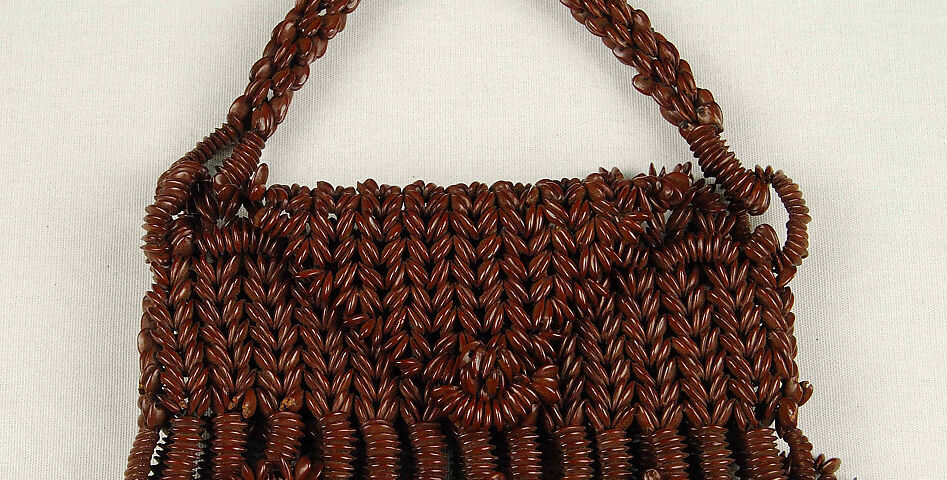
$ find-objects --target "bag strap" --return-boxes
[147,0,808,269]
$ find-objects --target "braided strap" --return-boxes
[224,0,770,214]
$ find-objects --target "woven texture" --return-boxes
[125,1,839,479]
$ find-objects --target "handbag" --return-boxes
[124,1,841,479]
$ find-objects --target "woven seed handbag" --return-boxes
[125,1,841,479]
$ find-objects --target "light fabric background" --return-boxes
[1,1,945,478]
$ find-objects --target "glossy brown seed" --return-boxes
[242,388,257,418]
[126,1,835,479]
[270,93,292,124]
[251,101,275,138]
[820,457,842,474]
[228,95,251,123]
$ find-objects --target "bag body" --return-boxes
[126,1,839,479]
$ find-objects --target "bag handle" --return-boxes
[223,0,772,209]
[147,0,807,268]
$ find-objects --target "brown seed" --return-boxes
[242,390,257,418]
[252,101,275,138]
[821,457,842,474]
